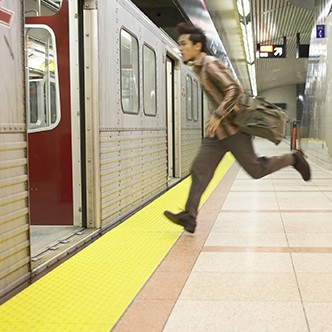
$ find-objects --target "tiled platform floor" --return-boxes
[114,138,332,332]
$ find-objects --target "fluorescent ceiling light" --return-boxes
[237,0,257,96]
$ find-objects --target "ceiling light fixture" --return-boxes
[236,0,257,96]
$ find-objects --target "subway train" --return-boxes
[24,0,204,231]
[1,0,211,301]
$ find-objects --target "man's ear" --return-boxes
[194,42,203,52]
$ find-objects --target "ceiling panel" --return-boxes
[252,0,313,92]
[205,0,314,94]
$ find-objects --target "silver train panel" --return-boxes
[181,128,202,174]
[98,0,166,129]
[0,0,30,300]
[100,129,166,223]
[87,0,169,228]
[86,0,203,228]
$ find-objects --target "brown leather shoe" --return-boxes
[164,211,196,233]
[293,150,311,181]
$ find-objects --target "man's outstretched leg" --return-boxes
[164,138,228,233]
[227,133,311,181]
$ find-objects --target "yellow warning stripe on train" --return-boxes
[0,153,235,332]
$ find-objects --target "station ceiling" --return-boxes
[131,0,315,95]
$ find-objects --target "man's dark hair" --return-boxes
[177,22,207,53]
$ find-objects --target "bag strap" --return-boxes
[215,106,236,122]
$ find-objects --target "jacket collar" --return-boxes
[192,52,207,74]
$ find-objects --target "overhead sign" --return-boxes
[316,24,325,38]
[258,44,286,58]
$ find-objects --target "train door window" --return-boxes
[186,75,192,120]
[25,0,63,17]
[25,25,60,132]
[192,80,199,121]
[120,29,139,114]
[143,45,157,116]
[50,81,57,123]
[29,80,40,124]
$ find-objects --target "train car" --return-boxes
[1,0,205,301]
[25,0,202,229]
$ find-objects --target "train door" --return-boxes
[25,0,81,226]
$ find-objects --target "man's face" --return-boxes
[177,34,202,63]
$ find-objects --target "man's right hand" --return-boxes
[205,114,222,138]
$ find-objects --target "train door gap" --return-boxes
[30,227,100,271]
[78,0,87,228]
[24,0,87,272]
[30,226,83,257]
[166,56,177,186]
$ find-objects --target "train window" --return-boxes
[186,75,192,120]
[25,0,63,17]
[29,81,40,124]
[25,25,60,132]
[193,80,199,121]
[120,29,139,114]
[143,45,157,116]
[49,81,57,123]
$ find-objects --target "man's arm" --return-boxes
[205,59,242,118]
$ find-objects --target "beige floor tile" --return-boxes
[304,302,332,332]
[222,192,279,210]
[281,212,332,222]
[212,220,285,233]
[273,180,319,191]
[311,171,332,179]
[179,272,300,301]
[287,233,332,247]
[292,254,332,273]
[231,178,275,191]
[193,252,293,273]
[163,300,308,332]
[323,192,332,201]
[297,273,332,301]
[216,211,283,223]
[310,176,332,182]
[212,212,284,233]
[235,169,253,179]
[282,213,332,237]
[284,220,332,233]
[206,232,288,247]
[270,170,304,180]
[276,192,332,210]
[312,180,332,190]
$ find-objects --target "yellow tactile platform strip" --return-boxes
[0,153,234,332]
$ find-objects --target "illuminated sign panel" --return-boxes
[258,44,286,58]
[260,45,273,53]
[316,24,325,38]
